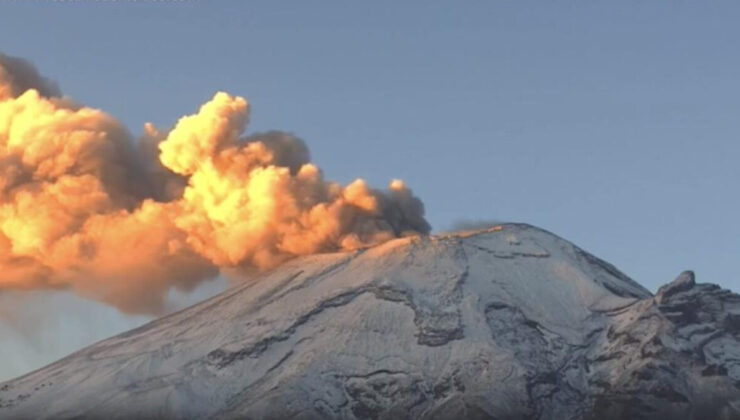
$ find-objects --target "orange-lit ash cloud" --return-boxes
[0,53,430,314]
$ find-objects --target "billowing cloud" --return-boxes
[0,53,60,101]
[0,53,430,314]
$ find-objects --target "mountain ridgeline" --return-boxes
[1,224,738,419]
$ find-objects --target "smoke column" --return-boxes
[0,53,430,314]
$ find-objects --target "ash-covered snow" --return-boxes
[0,224,738,419]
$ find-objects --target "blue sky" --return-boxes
[1,1,740,380]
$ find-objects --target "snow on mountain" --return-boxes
[0,224,738,419]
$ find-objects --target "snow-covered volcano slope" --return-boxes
[1,224,739,419]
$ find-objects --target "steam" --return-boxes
[0,53,430,314]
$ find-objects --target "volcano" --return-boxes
[1,224,739,419]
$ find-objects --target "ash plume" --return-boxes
[0,53,430,314]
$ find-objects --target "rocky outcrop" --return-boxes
[583,271,740,419]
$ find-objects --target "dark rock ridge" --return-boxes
[0,224,738,419]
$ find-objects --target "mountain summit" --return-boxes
[1,224,738,419]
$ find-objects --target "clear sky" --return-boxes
[1,1,740,380]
